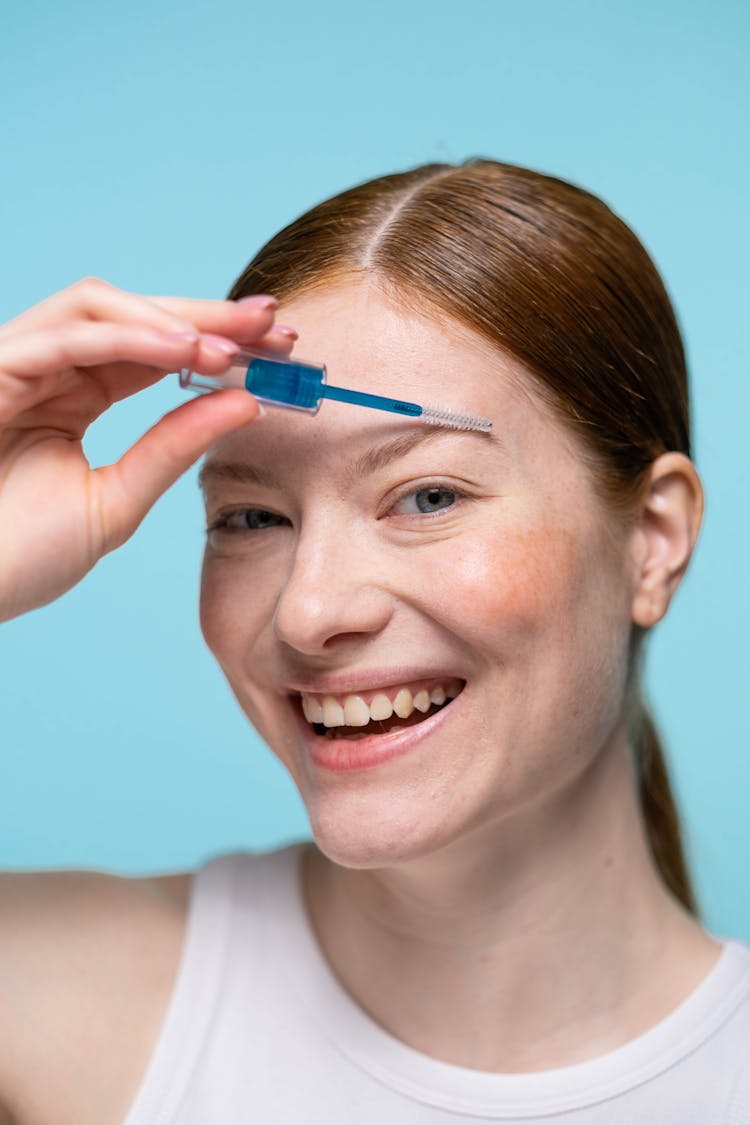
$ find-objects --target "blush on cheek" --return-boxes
[505,524,593,621]
[431,523,587,645]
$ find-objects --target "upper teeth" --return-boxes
[300,681,461,728]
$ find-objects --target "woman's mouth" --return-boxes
[293,678,465,762]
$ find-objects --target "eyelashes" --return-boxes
[207,508,289,533]
[206,483,468,537]
[389,485,459,517]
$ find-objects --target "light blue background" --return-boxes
[1,1,747,941]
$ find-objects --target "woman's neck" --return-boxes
[301,740,721,1072]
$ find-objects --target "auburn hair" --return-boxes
[227,159,700,916]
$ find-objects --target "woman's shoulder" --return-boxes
[0,865,195,1125]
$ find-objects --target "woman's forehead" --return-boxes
[204,279,596,487]
[272,282,541,423]
[277,279,506,367]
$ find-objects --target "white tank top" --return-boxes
[122,843,750,1123]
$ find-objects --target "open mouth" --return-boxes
[295,678,465,742]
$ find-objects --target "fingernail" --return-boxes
[273,325,298,338]
[164,329,199,342]
[202,333,241,355]
[236,294,278,310]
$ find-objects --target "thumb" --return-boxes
[94,389,262,551]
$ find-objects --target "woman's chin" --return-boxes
[305,802,453,869]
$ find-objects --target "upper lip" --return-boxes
[285,668,466,697]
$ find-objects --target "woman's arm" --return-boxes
[0,869,190,1125]
[0,276,287,1121]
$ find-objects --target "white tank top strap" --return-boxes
[122,851,239,1125]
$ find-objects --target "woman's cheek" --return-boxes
[425,522,584,647]
[199,556,271,664]
[199,561,288,746]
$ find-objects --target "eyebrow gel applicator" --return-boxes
[179,349,493,434]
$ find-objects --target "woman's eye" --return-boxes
[209,509,288,532]
[392,486,459,516]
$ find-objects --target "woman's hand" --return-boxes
[0,277,293,622]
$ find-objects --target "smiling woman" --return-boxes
[1,161,749,1125]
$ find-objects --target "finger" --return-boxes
[147,293,283,343]
[0,278,282,347]
[0,318,280,382]
[248,326,298,354]
[94,389,262,552]
[25,290,285,371]
[0,324,207,422]
[85,327,291,410]
[0,277,202,340]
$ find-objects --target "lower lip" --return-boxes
[296,692,462,772]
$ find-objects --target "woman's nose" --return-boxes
[273,530,394,657]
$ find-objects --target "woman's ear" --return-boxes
[629,452,704,628]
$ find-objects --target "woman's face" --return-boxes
[199,279,639,867]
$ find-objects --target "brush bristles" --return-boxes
[421,405,493,433]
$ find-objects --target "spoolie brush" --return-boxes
[419,405,493,433]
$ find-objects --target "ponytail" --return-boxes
[635,701,701,917]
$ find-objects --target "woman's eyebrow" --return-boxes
[349,425,497,478]
[198,424,497,492]
[198,460,279,491]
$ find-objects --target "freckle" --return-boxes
[604,855,613,867]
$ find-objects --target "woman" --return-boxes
[0,159,748,1123]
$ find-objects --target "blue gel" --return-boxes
[245,356,323,410]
